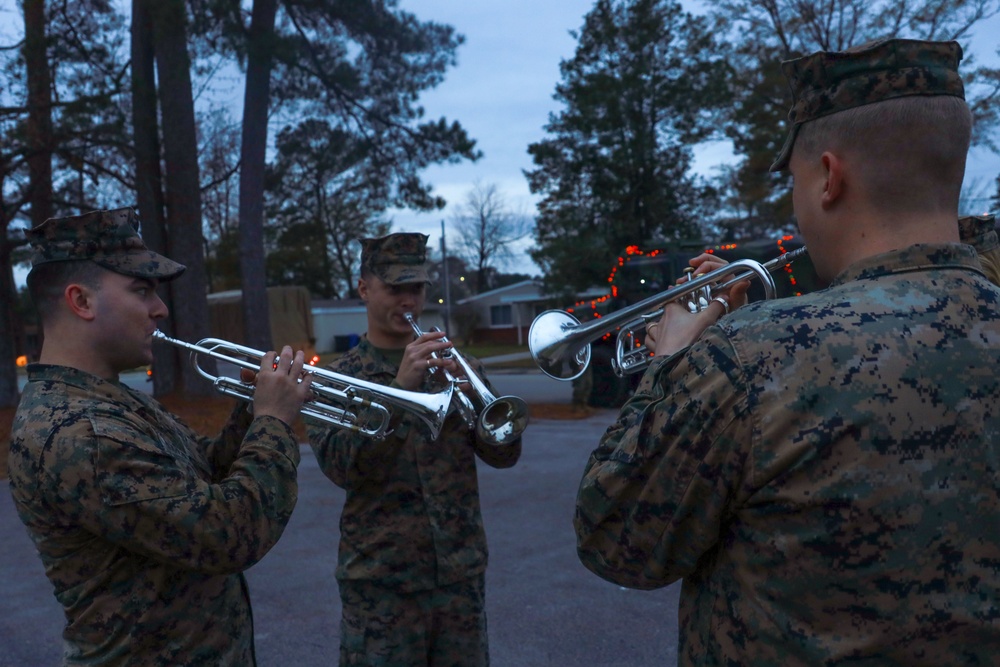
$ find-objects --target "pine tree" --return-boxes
[526,0,730,294]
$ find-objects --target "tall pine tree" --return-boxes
[526,0,730,294]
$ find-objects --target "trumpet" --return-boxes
[405,313,529,447]
[152,330,453,439]
[528,247,808,380]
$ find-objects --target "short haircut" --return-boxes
[794,95,972,214]
[26,260,107,325]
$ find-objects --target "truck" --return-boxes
[571,235,822,407]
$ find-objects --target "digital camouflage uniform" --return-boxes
[959,213,1000,287]
[24,207,186,279]
[10,370,300,665]
[768,39,965,173]
[576,40,1000,665]
[309,233,522,667]
[575,244,1000,665]
[8,207,302,665]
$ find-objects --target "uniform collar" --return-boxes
[830,243,984,287]
[26,363,146,406]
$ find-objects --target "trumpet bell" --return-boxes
[478,395,530,447]
[406,312,530,445]
[526,248,808,381]
[528,310,591,381]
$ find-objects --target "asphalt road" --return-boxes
[0,410,682,667]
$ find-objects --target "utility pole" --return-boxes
[440,219,452,336]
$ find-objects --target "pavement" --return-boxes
[0,387,682,666]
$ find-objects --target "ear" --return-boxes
[64,283,98,322]
[820,151,845,208]
[357,277,368,302]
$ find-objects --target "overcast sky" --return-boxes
[392,1,1000,274]
[3,1,997,283]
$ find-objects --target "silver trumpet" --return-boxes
[152,330,453,439]
[528,247,808,380]
[404,313,529,447]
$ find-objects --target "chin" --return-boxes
[133,349,154,369]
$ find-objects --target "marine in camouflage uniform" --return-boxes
[575,40,1000,665]
[308,233,521,666]
[8,207,309,666]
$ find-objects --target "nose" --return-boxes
[151,292,169,320]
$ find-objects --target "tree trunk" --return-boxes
[0,234,21,408]
[238,0,278,352]
[2,0,56,407]
[24,0,52,226]
[131,0,178,396]
[149,0,214,395]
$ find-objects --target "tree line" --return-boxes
[0,0,479,406]
[1,0,999,408]
[528,0,1000,295]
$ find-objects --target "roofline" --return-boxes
[457,279,542,305]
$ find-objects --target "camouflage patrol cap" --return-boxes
[958,213,998,255]
[770,38,965,172]
[360,232,431,285]
[27,207,185,281]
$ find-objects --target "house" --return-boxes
[451,279,606,346]
[310,281,605,350]
[311,299,447,353]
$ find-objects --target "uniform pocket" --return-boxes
[91,417,191,506]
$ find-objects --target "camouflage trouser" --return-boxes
[337,573,489,667]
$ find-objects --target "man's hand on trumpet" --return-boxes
[239,346,314,426]
[645,254,751,358]
[395,330,461,391]
[685,253,752,309]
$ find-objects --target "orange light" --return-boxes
[309,355,320,366]
[16,355,28,367]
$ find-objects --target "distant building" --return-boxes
[311,300,447,353]
[452,280,548,345]
[310,281,604,351]
[451,280,604,346]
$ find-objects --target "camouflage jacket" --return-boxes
[308,335,521,592]
[8,364,301,666]
[575,244,1000,666]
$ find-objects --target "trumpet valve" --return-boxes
[680,268,711,313]
[684,287,712,313]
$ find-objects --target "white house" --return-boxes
[311,299,448,353]
[310,281,607,351]
[448,280,549,345]
[451,280,605,346]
